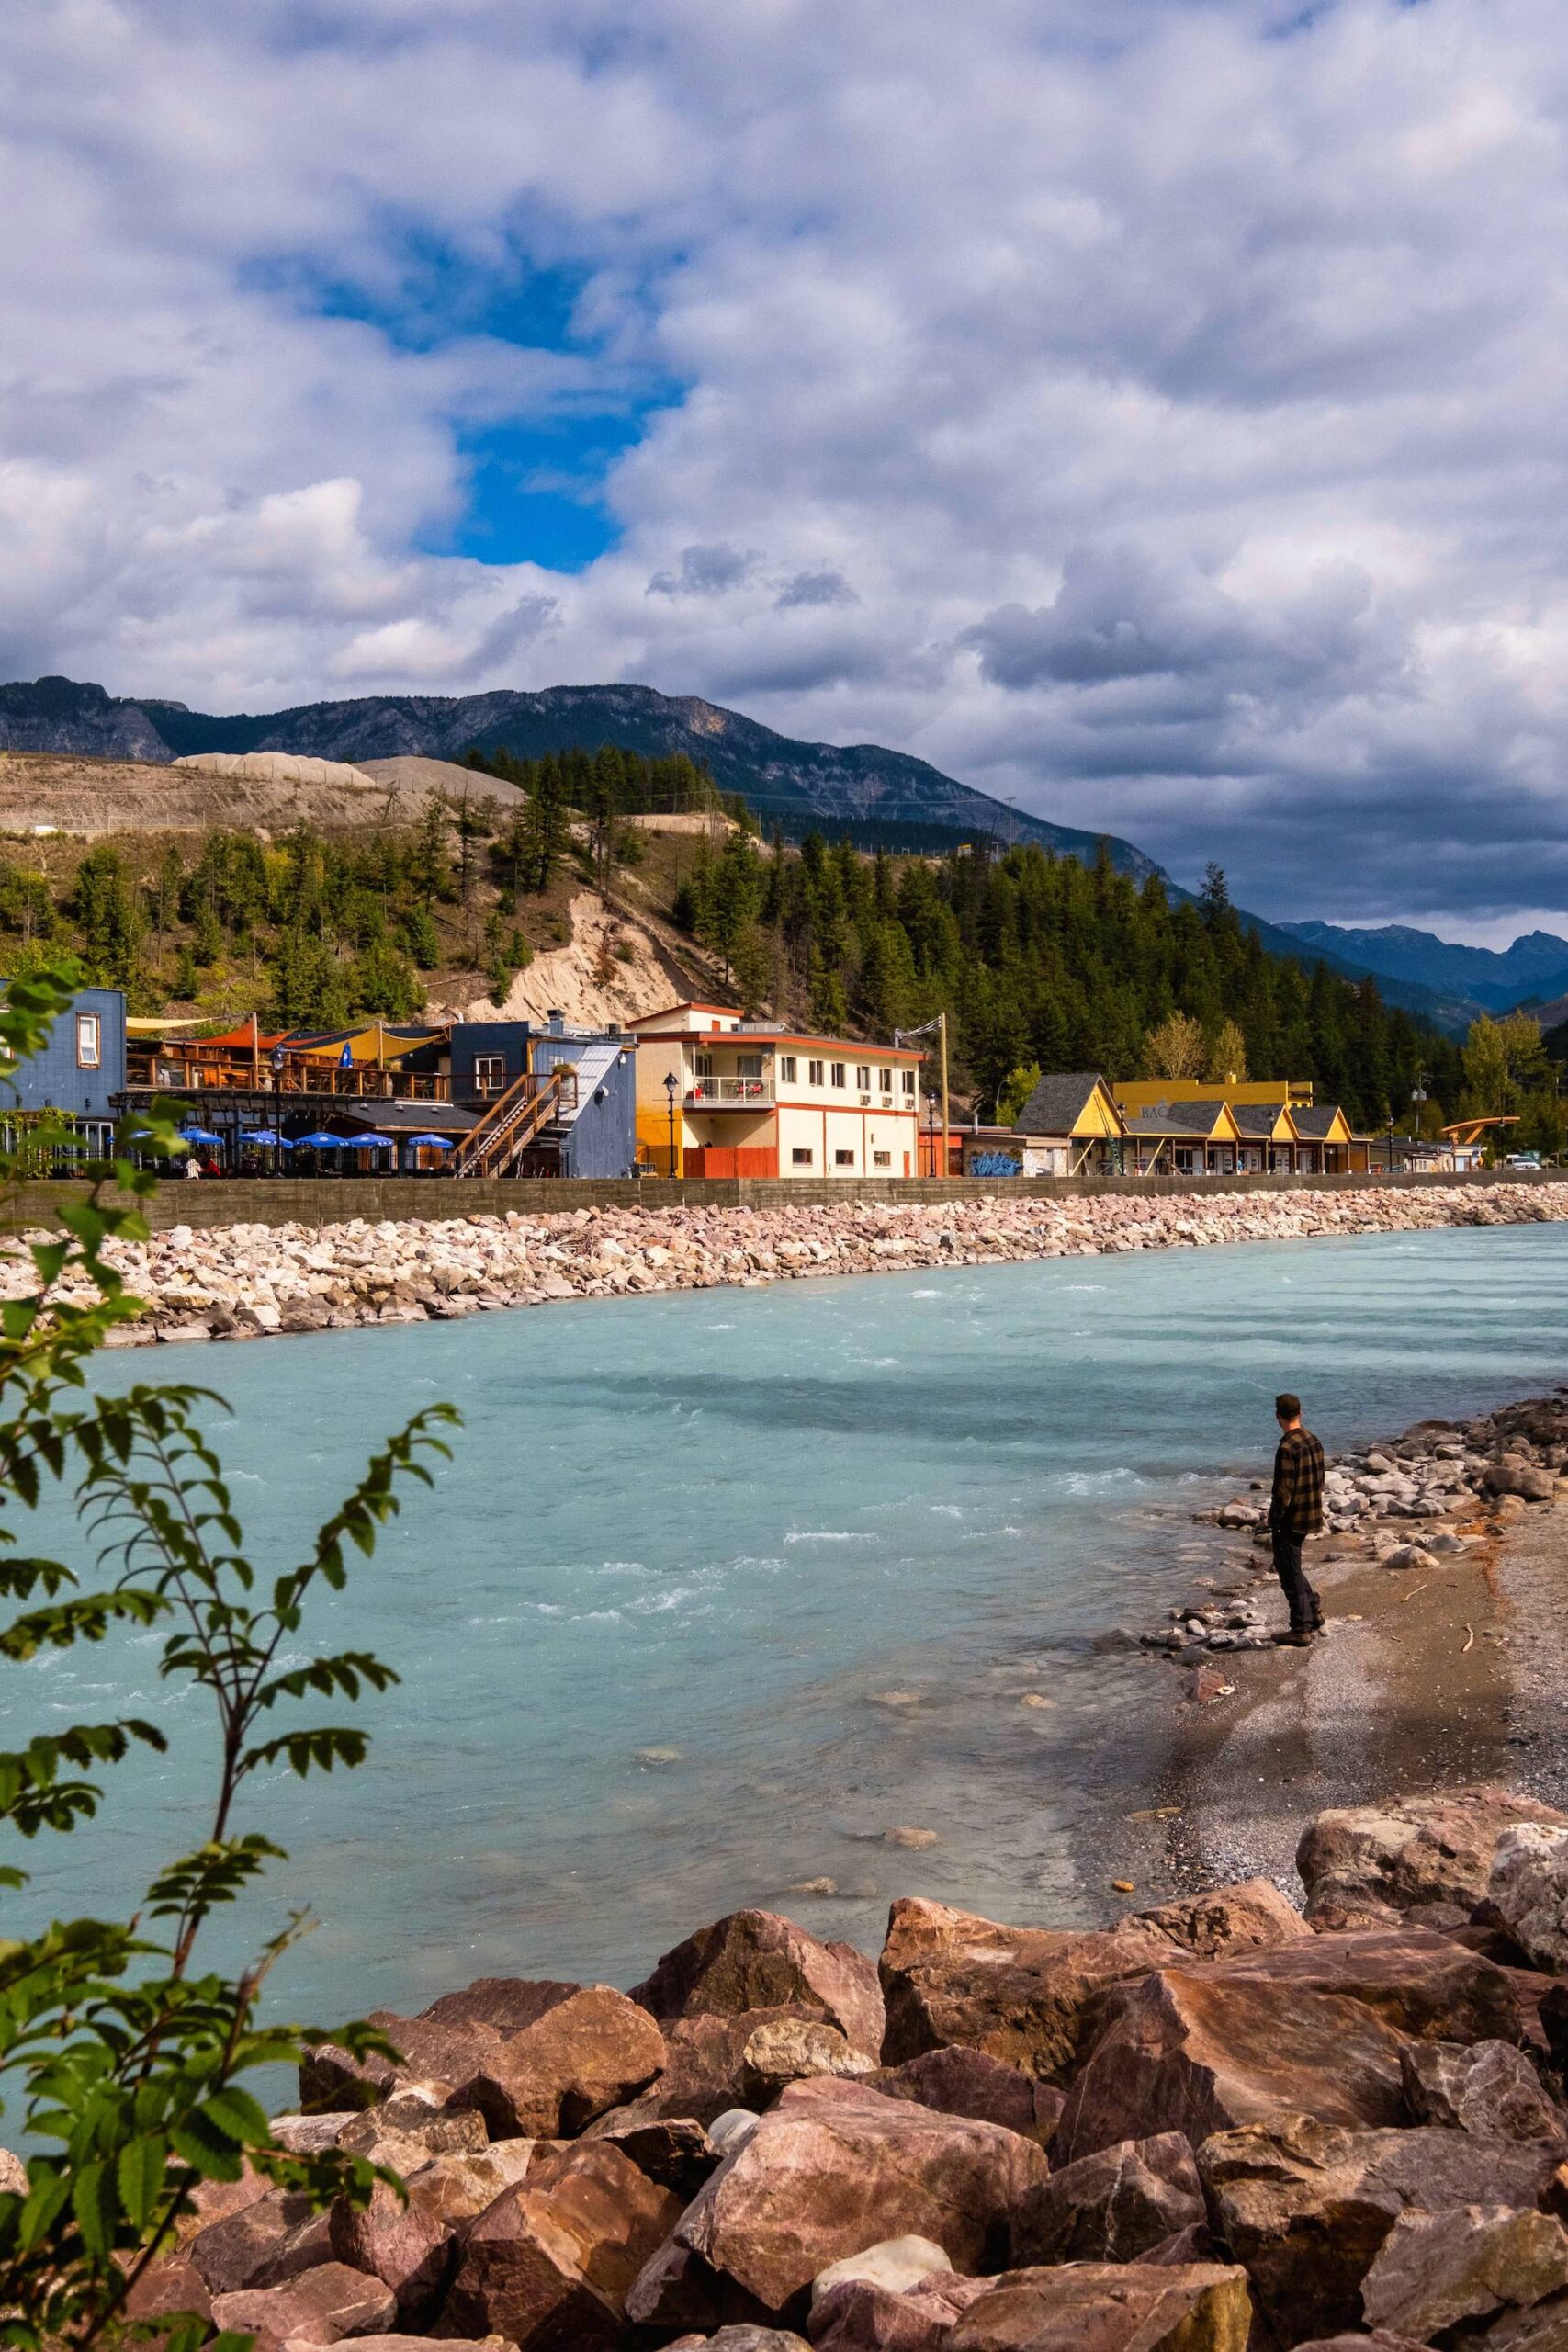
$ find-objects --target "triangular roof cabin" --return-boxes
[1288,1103,1353,1146]
[1011,1072,1123,1140]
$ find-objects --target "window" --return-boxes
[74,1012,101,1069]
[873,1149,891,1168]
[855,1064,871,1089]
[737,1053,762,1079]
[829,1062,846,1088]
[902,1070,916,1096]
[780,1056,797,1082]
[792,1146,814,1165]
[695,1053,714,1079]
[834,1148,855,1166]
[472,1053,505,1095]
[878,1068,892,1092]
[807,1059,824,1085]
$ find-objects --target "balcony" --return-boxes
[686,1077,775,1108]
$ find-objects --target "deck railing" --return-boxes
[686,1078,774,1104]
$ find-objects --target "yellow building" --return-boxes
[1111,1077,1314,1116]
[626,1001,925,1178]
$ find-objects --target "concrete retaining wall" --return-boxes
[3,1163,1565,1234]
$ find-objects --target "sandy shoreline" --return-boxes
[1097,1431,1568,1909]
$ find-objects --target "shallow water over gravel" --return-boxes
[9,1222,1567,2023]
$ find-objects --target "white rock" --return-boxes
[1489,1823,1568,1971]
[810,2234,953,2314]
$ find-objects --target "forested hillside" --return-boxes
[672,824,1553,1141]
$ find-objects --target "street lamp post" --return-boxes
[270,1045,285,1178]
[663,1069,678,1180]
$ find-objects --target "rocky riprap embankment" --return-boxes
[84,1786,1568,2351]
[6,1181,1564,1344]
[1143,1392,1568,1660]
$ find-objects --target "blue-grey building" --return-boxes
[2,985,126,1146]
[450,1010,637,1179]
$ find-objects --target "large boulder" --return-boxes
[1360,2205,1568,2341]
[440,2140,681,2352]
[1491,1825,1568,1973]
[1055,1967,1410,2163]
[1198,1925,1525,2047]
[303,1980,663,2140]
[633,1912,885,2056]
[445,1985,665,2138]
[209,2261,398,2347]
[187,2188,321,2295]
[809,2271,991,2351]
[866,2047,1062,2147]
[943,2263,1251,2352]
[1297,1788,1568,1926]
[877,1900,1170,2080]
[1400,2038,1567,2144]
[329,2146,536,2317]
[586,2116,717,2198]
[591,2008,843,2131]
[1010,2133,1205,2267]
[1198,2115,1568,2346]
[637,2077,1047,2318]
[1116,1881,1312,1962]
[301,2014,502,2114]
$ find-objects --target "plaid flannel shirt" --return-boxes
[1270,1426,1325,1536]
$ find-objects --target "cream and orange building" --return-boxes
[626,1001,926,1178]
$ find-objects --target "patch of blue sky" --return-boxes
[244,234,680,569]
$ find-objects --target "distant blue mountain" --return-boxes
[1280,920,1568,1016]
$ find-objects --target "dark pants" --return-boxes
[1271,1529,1323,1631]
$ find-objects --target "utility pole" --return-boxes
[896,1012,950,1181]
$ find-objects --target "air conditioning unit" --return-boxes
[881,1095,893,1107]
[859,1092,872,1105]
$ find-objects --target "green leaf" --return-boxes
[200,2086,269,2146]
[70,2155,118,2258]
[116,2133,168,2232]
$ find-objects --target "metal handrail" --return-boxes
[452,1069,578,1178]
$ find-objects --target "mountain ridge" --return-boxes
[1280,918,1568,1015]
[0,672,1467,1028]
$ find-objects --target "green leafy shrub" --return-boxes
[0,962,459,2352]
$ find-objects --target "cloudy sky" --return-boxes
[4,0,1566,940]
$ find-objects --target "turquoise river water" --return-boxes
[6,1221,1567,2024]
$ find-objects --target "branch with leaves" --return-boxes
[0,959,461,2352]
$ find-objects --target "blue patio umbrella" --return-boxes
[294,1130,348,1149]
[240,1127,289,1146]
[344,1132,395,1149]
[406,1133,454,1149]
[178,1126,223,1145]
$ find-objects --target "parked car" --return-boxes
[1503,1151,1544,1169]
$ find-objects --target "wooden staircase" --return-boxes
[452,1068,576,1179]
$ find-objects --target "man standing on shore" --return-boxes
[1269,1392,1325,1646]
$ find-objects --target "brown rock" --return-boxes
[867,2047,1063,2147]
[667,2334,812,2351]
[300,2014,502,2113]
[420,1980,581,2033]
[810,2271,991,2351]
[440,2138,681,2351]
[124,2253,213,2327]
[878,1899,1170,2080]
[1289,2339,1427,2350]
[251,2211,336,2289]
[1011,2133,1204,2266]
[1361,2206,1568,2339]
[1055,1966,1410,2163]
[1117,1880,1312,1962]
[650,2077,1047,2316]
[623,2237,773,2337]
[453,1984,665,2139]
[1198,2115,1568,2346]
[1206,1923,1525,2045]
[1401,2038,1567,2143]
[633,1911,885,2056]
[188,2188,319,2294]
[740,2017,876,2102]
[944,2262,1251,2351]
[330,2147,535,2318]
[210,2260,398,2346]
[345,2339,517,2352]
[588,2116,716,2197]
[1297,1786,1568,1925]
[591,2007,818,2129]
